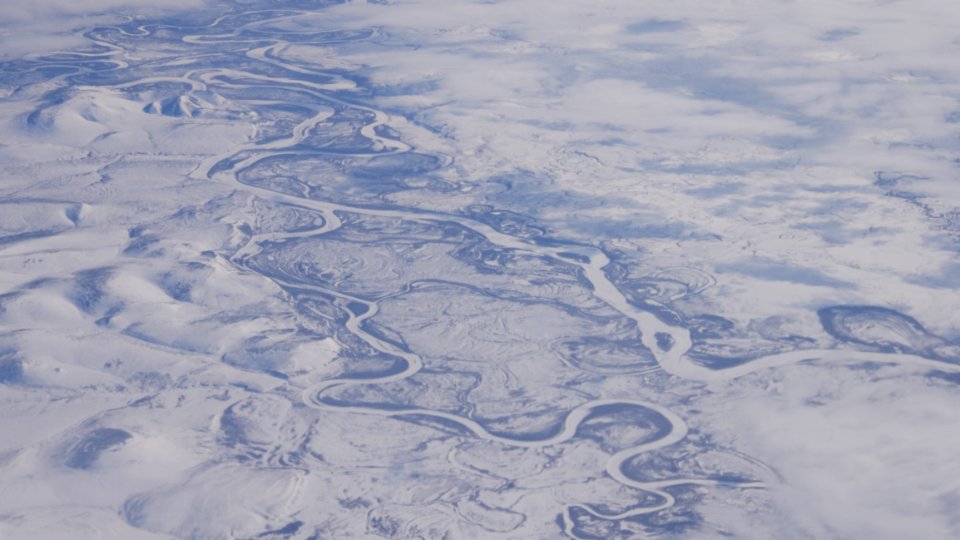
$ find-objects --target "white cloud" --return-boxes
[297,0,960,332]
[706,363,960,539]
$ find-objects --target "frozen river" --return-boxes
[2,1,960,538]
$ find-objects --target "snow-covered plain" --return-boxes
[1,0,960,538]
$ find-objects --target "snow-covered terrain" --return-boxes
[1,1,959,538]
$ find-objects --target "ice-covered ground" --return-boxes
[1,1,959,538]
